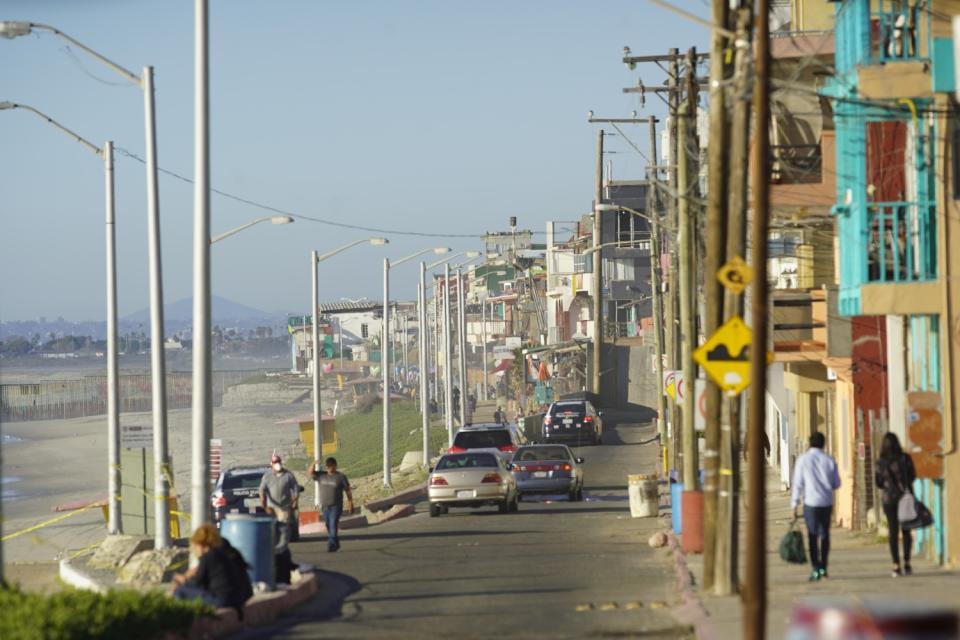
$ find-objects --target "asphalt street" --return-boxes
[251,417,691,640]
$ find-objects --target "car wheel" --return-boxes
[577,485,585,501]
[568,486,578,501]
[440,504,449,514]
[429,503,441,518]
[510,494,520,512]
[498,499,510,514]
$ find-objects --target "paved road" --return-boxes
[255,417,689,639]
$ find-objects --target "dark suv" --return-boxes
[542,400,603,445]
[211,465,303,539]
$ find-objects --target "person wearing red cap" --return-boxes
[259,454,299,541]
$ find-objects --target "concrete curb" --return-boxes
[59,558,109,594]
[664,531,717,640]
[362,482,426,513]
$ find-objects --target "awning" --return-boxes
[491,360,512,374]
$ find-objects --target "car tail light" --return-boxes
[498,444,518,453]
[211,494,227,508]
[512,465,525,473]
[584,415,593,423]
[448,446,467,453]
[561,463,572,472]
[481,473,503,484]
[430,476,449,486]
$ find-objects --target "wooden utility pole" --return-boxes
[702,0,730,589]
[647,118,668,473]
[745,0,770,635]
[667,47,681,472]
[716,7,753,598]
[592,129,604,399]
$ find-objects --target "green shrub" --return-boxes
[0,585,214,640]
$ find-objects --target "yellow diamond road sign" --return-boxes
[718,256,752,294]
[693,315,753,395]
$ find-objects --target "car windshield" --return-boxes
[436,453,500,470]
[514,447,570,462]
[223,471,265,491]
[550,402,585,416]
[453,430,511,449]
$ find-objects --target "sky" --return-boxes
[0,0,705,322]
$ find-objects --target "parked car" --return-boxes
[509,444,585,501]
[449,423,527,461]
[211,465,303,540]
[428,451,519,516]
[541,400,603,445]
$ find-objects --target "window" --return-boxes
[361,323,369,338]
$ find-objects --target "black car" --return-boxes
[541,400,603,445]
[211,465,303,540]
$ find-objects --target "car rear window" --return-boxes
[436,453,499,470]
[514,446,570,462]
[550,402,585,416]
[223,472,265,491]
[453,429,511,449]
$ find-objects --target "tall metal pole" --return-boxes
[481,296,489,401]
[745,0,771,634]
[338,317,344,370]
[678,96,698,493]
[190,0,211,535]
[433,281,441,402]
[311,251,322,506]
[703,0,730,589]
[457,269,468,425]
[104,140,121,535]
[592,129,604,398]
[420,263,430,465]
[443,264,454,445]
[382,258,392,487]
[144,64,170,546]
[667,48,681,473]
[647,119,667,477]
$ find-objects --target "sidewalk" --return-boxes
[684,467,960,638]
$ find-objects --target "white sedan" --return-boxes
[428,451,519,517]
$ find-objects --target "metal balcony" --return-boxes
[866,201,937,283]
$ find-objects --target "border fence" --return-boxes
[0,369,284,422]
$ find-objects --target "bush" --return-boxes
[0,585,214,640]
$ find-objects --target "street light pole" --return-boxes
[0,102,122,536]
[457,269,468,424]
[592,129,604,399]
[190,0,210,538]
[312,250,322,503]
[210,215,294,244]
[444,264,454,445]
[419,262,430,466]
[481,295,488,401]
[382,257,392,487]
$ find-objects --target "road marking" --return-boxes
[598,602,618,611]
[623,601,644,610]
[649,601,668,609]
[575,603,595,612]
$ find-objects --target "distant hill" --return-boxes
[123,295,274,323]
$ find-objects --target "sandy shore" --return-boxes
[2,404,307,565]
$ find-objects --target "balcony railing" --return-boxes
[873,1,925,63]
[867,201,937,283]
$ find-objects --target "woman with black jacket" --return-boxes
[875,432,917,577]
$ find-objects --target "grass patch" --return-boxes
[0,584,213,640]
[330,401,448,478]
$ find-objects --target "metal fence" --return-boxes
[0,369,283,422]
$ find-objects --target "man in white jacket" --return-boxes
[791,431,841,581]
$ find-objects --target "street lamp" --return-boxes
[0,102,123,543]
[210,215,294,244]
[383,247,450,487]
[310,238,388,506]
[1,20,173,546]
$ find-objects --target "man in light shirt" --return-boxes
[791,431,841,581]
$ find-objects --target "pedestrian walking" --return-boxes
[259,454,299,550]
[790,432,841,581]
[493,405,504,424]
[875,432,917,577]
[309,456,355,552]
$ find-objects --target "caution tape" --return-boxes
[1,502,101,543]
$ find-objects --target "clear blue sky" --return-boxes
[0,0,705,321]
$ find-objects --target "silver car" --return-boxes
[428,451,519,517]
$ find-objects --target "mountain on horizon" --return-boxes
[123,295,275,323]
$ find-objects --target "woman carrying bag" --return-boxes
[875,432,917,578]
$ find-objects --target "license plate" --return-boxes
[243,498,260,509]
[456,490,475,498]
[533,471,548,478]
[563,419,573,425]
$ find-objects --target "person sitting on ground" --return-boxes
[171,523,253,614]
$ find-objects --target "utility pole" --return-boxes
[592,129,604,399]
[648,118,668,474]
[678,48,702,554]
[457,268,468,425]
[382,258,392,488]
[716,7,753,597]
[311,251,322,506]
[702,0,730,588]
[481,295,489,401]
[745,0,771,635]
[667,48,682,473]
[443,264,455,445]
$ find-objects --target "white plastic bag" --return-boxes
[897,491,917,522]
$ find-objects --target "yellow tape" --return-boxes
[719,468,734,476]
[1,502,100,543]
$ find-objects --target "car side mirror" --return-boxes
[576,457,584,464]
[298,484,305,492]
[428,466,434,473]
[597,411,603,417]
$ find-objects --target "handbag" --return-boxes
[897,491,918,522]
[778,523,807,564]
[902,499,934,530]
